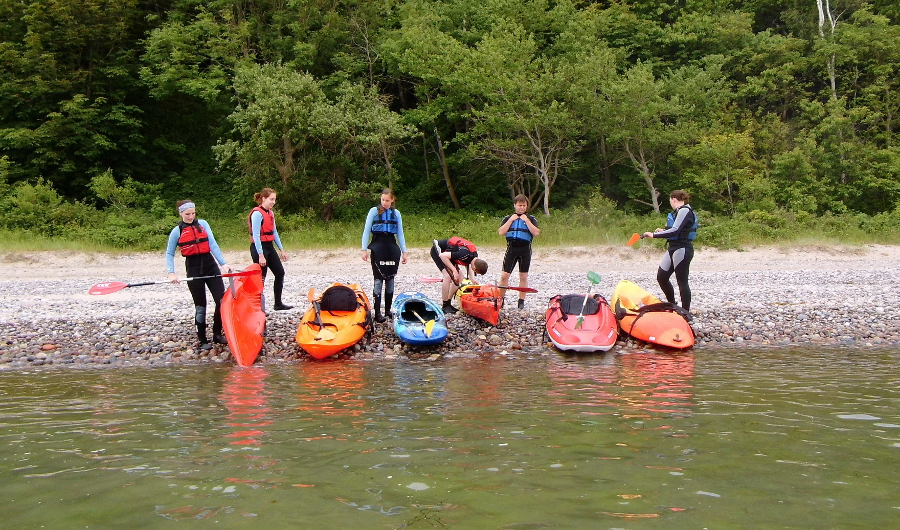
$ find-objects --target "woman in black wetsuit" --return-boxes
[165,200,234,349]
[643,190,698,312]
[361,189,408,322]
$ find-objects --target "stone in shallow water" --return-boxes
[406,482,429,491]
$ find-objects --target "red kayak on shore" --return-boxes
[221,264,266,366]
[545,294,618,352]
[456,282,502,326]
[611,280,694,349]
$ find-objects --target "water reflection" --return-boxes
[220,367,271,446]
[2,349,899,528]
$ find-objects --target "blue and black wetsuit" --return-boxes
[362,206,407,320]
[649,205,698,311]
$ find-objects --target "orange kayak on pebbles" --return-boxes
[610,280,695,349]
[296,283,372,360]
[221,263,266,367]
[545,294,618,352]
[456,282,502,326]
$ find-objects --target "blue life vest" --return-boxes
[665,206,698,242]
[372,208,399,234]
[506,216,533,243]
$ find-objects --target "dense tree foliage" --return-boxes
[2,0,900,221]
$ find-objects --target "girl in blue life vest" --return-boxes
[643,190,699,312]
[165,200,234,350]
[361,189,408,322]
[249,188,292,311]
[498,194,540,309]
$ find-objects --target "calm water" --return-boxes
[1,348,899,529]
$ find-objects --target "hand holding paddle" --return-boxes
[419,276,537,292]
[576,271,602,330]
[89,270,258,295]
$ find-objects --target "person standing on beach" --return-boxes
[165,200,233,350]
[361,188,408,322]
[498,194,540,309]
[430,237,488,314]
[643,190,698,311]
[249,188,292,310]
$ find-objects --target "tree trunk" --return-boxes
[434,128,461,209]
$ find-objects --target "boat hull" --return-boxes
[610,280,695,349]
[391,292,448,345]
[221,264,266,367]
[296,283,371,359]
[545,294,618,352]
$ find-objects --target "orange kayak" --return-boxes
[296,283,371,359]
[221,263,266,367]
[610,280,694,349]
[456,282,502,326]
[545,294,618,352]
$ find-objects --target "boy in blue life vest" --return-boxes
[498,194,540,309]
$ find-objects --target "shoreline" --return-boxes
[2,244,899,369]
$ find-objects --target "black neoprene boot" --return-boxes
[442,300,458,314]
[197,324,212,351]
[384,293,394,320]
[373,295,385,323]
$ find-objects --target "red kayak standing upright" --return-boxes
[221,263,267,366]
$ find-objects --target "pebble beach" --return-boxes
[2,244,898,369]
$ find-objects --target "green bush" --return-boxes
[0,180,101,237]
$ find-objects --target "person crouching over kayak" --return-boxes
[498,194,540,309]
[361,188,408,323]
[643,190,698,312]
[430,237,488,314]
[166,200,233,350]
[249,187,292,311]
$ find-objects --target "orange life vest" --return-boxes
[177,221,211,256]
[248,206,276,242]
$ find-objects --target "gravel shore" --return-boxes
[2,244,898,369]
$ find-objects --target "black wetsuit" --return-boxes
[500,213,539,273]
[650,205,697,311]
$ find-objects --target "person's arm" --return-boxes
[271,215,288,261]
[165,227,180,281]
[649,208,691,239]
[522,214,541,237]
[271,215,283,250]
[361,208,376,260]
[395,210,408,263]
[250,211,264,254]
[498,214,514,236]
[201,220,232,272]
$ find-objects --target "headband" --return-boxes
[178,202,196,213]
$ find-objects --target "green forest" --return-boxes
[2,0,900,250]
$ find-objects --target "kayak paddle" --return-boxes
[420,276,537,292]
[307,288,336,341]
[411,310,435,338]
[626,233,641,246]
[89,269,258,295]
[575,271,602,330]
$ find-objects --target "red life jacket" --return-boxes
[248,206,276,242]
[177,221,211,256]
[447,236,477,265]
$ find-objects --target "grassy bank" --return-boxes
[3,206,900,253]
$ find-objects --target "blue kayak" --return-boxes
[391,291,448,345]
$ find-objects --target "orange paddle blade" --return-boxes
[626,233,641,246]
